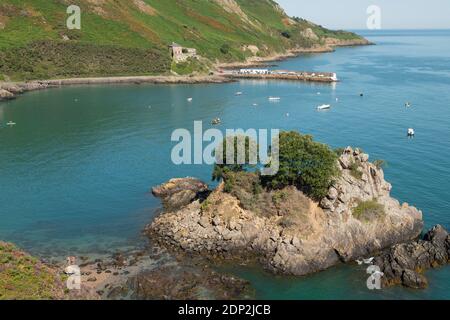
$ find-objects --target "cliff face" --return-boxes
[148,148,423,276]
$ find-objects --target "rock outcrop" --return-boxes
[324,37,373,47]
[127,264,253,300]
[0,81,50,101]
[0,88,15,101]
[151,177,209,211]
[147,148,424,277]
[374,225,449,289]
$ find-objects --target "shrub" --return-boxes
[220,43,230,54]
[281,31,291,39]
[373,159,387,169]
[220,171,265,212]
[263,131,339,200]
[353,200,385,222]
[0,40,171,81]
[334,147,345,156]
[349,161,363,180]
[212,135,258,182]
[200,199,211,212]
[171,57,209,75]
[272,190,287,205]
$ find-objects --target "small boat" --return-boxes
[363,257,374,265]
[336,98,339,102]
[235,92,243,96]
[317,104,331,110]
[407,128,415,136]
[187,98,193,102]
[405,102,411,107]
[317,92,321,95]
[360,93,364,97]
[6,121,16,126]
[268,97,281,101]
[211,118,221,125]
[252,103,258,106]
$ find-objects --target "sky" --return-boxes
[276,0,450,30]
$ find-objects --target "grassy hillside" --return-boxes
[0,0,366,81]
[0,242,66,300]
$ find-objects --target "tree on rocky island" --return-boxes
[211,131,339,201]
[262,131,340,201]
[212,135,259,183]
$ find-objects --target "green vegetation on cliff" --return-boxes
[353,200,386,222]
[0,242,65,300]
[0,0,365,80]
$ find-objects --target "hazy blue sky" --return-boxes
[277,0,450,30]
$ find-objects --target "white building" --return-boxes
[238,69,269,75]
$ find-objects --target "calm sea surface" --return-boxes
[0,30,449,299]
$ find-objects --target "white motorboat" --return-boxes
[211,118,221,125]
[235,92,243,96]
[268,97,281,101]
[317,104,331,110]
[407,128,415,136]
[6,121,16,126]
[187,97,193,102]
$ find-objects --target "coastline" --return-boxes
[0,40,373,102]
[0,75,234,102]
[216,40,374,69]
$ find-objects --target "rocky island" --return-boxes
[148,133,448,288]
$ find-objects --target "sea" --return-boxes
[0,29,449,299]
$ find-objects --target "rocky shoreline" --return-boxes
[375,224,449,289]
[0,75,234,102]
[1,239,255,300]
[0,38,372,102]
[147,147,448,288]
[2,146,447,298]
[216,39,373,69]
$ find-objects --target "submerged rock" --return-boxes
[127,264,253,300]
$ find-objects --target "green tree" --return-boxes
[264,131,339,200]
[212,135,258,182]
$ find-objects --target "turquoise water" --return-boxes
[0,30,449,299]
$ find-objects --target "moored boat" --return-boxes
[317,104,331,110]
